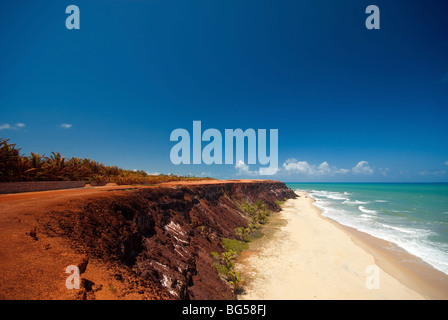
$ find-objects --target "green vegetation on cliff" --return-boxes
[211,199,275,294]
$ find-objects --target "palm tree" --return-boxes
[227,270,245,293]
[30,152,45,168]
[221,250,235,270]
[49,152,65,168]
[0,139,21,181]
[22,152,45,180]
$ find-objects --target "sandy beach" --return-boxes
[237,191,448,300]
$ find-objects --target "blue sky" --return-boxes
[1,0,448,182]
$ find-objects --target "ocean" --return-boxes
[285,183,448,276]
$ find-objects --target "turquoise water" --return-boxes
[285,183,448,275]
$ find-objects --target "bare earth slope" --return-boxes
[0,180,295,300]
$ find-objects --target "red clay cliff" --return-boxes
[0,179,296,300]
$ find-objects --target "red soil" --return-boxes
[0,180,294,300]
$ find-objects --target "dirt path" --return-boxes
[0,183,176,300]
[0,185,141,299]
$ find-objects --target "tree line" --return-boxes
[0,138,211,184]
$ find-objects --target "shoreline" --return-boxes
[310,194,448,300]
[237,191,448,300]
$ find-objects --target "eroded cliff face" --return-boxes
[41,181,296,299]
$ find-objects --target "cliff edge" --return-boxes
[0,180,296,300]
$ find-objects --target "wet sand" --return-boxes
[237,191,448,300]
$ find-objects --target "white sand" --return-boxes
[237,192,424,300]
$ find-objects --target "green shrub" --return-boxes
[211,200,273,294]
[210,251,220,261]
[215,263,232,276]
[212,240,247,293]
[222,238,248,254]
[227,270,245,293]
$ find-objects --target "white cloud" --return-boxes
[235,160,251,175]
[352,161,374,175]
[283,159,349,176]
[60,123,72,129]
[419,170,447,176]
[0,123,26,130]
[317,161,331,174]
[235,160,257,176]
[379,168,390,176]
[334,168,350,174]
[283,159,313,175]
[444,161,448,166]
[282,159,376,176]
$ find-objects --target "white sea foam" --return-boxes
[358,206,377,214]
[343,200,370,205]
[327,195,347,200]
[310,190,348,201]
[392,209,412,214]
[380,224,427,236]
[318,204,448,275]
[299,186,448,276]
